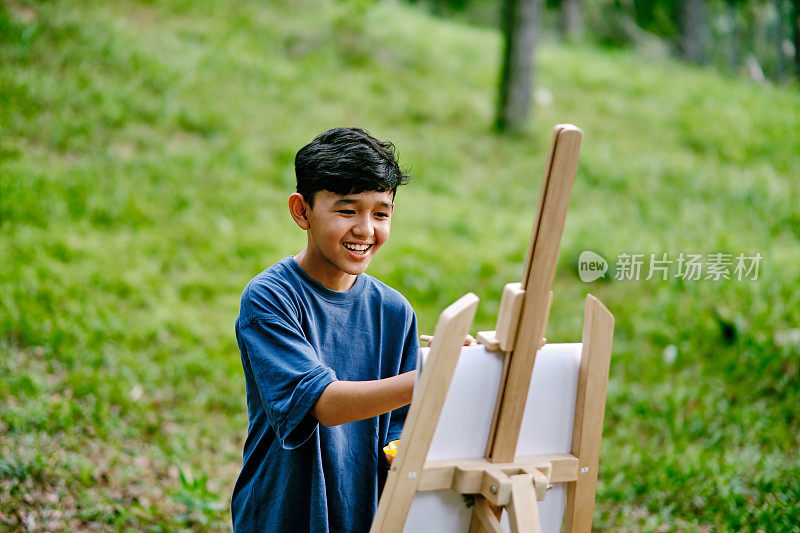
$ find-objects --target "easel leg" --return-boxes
[507,474,542,533]
[563,295,614,533]
[473,497,504,533]
[370,294,479,533]
[469,503,501,533]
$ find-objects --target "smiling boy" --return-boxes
[231,128,418,532]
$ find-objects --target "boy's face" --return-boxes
[295,189,394,290]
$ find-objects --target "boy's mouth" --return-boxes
[343,242,372,255]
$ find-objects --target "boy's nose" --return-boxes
[352,216,373,237]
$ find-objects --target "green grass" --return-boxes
[1,0,799,530]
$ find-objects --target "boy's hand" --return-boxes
[383,440,400,465]
[419,334,476,347]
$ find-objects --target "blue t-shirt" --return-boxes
[231,257,418,533]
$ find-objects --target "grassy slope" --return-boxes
[1,0,799,530]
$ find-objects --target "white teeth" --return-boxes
[344,243,370,252]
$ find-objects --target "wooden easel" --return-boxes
[370,125,614,533]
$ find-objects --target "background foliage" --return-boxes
[1,0,799,530]
[412,0,800,83]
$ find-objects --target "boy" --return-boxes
[231,127,418,532]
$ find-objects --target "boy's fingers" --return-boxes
[421,334,476,346]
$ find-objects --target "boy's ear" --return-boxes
[288,193,310,230]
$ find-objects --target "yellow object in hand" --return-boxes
[383,439,400,459]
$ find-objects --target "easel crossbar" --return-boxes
[417,454,579,496]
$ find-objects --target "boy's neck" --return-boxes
[293,249,358,292]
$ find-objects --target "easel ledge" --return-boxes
[417,453,578,497]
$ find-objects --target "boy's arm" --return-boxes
[311,370,416,427]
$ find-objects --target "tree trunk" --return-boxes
[775,0,785,79]
[792,0,800,81]
[727,2,740,70]
[496,0,541,132]
[561,0,583,40]
[680,0,709,64]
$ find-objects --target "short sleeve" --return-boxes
[386,310,419,445]
[239,313,337,449]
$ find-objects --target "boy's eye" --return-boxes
[337,210,355,215]
[374,212,390,219]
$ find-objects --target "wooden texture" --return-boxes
[489,125,583,463]
[520,124,566,289]
[507,474,541,533]
[563,295,614,533]
[483,348,511,457]
[370,293,479,533]
[479,282,533,459]
[418,454,578,493]
[496,283,526,352]
[481,470,512,507]
[474,497,504,533]
[476,330,501,352]
[522,464,550,501]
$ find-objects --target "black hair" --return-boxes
[294,127,411,207]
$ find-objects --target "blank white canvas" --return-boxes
[402,343,582,533]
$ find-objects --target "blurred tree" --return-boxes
[561,0,584,39]
[404,0,799,83]
[406,0,476,17]
[631,0,679,39]
[496,0,542,131]
[775,0,786,78]
[680,0,710,63]
[430,0,470,16]
[792,0,800,80]
[723,0,744,69]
